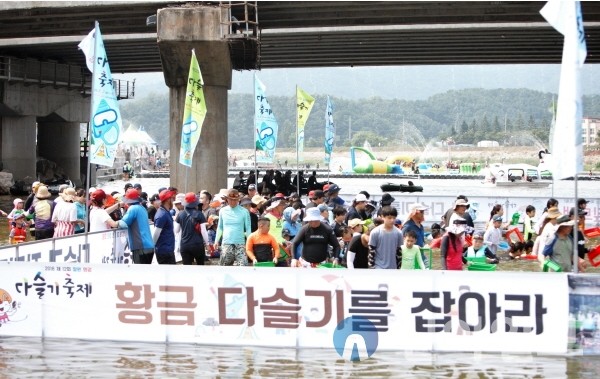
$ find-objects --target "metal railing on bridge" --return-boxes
[220,1,260,70]
[0,55,135,100]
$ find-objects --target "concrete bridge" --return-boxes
[1,1,600,193]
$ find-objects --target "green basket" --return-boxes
[318,262,344,269]
[543,260,562,272]
[254,261,275,267]
[467,262,497,271]
[466,256,487,263]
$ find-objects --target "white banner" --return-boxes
[0,263,568,355]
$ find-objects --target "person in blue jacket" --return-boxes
[118,188,154,264]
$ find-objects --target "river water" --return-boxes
[0,336,598,378]
[1,176,599,377]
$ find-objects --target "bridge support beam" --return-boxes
[157,6,232,195]
[38,121,81,186]
[1,116,37,181]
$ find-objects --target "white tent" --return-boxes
[120,125,157,145]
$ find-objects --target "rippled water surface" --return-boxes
[1,336,599,378]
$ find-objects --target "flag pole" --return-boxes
[296,85,300,197]
[84,20,99,234]
[253,75,258,190]
[573,173,579,273]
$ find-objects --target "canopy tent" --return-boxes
[120,125,157,145]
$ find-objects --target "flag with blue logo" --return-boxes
[79,22,122,167]
[324,96,335,164]
[540,1,587,179]
[296,87,315,161]
[254,75,279,163]
[179,50,207,167]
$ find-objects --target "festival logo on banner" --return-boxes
[296,87,315,162]
[254,75,279,163]
[179,49,207,167]
[0,288,24,326]
[78,23,122,167]
[324,96,335,165]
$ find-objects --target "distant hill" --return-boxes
[120,87,600,151]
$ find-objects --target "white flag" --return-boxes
[78,29,95,73]
[540,1,587,179]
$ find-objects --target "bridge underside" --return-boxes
[0,1,600,72]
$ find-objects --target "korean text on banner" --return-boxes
[254,75,279,163]
[540,1,587,179]
[179,50,207,167]
[324,96,335,164]
[296,87,315,162]
[78,24,122,167]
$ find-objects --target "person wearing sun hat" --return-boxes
[215,188,251,266]
[24,185,55,240]
[117,188,155,264]
[532,206,562,265]
[52,187,79,238]
[291,207,340,268]
[24,181,42,212]
[542,215,581,272]
[174,192,209,265]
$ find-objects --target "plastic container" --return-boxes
[543,260,562,272]
[254,261,275,267]
[523,254,538,260]
[588,245,600,267]
[420,247,433,269]
[318,262,344,269]
[584,227,600,238]
[467,262,497,271]
[466,256,487,263]
[505,228,524,243]
[510,212,521,226]
[498,241,510,251]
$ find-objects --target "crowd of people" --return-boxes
[4,177,594,272]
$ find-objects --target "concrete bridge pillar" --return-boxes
[1,116,37,180]
[37,121,81,186]
[157,6,232,195]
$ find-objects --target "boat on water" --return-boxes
[482,163,551,188]
[380,182,423,192]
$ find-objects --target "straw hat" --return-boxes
[546,207,561,219]
[35,185,51,199]
[62,187,76,202]
[225,188,242,200]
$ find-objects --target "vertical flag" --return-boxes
[324,96,335,164]
[296,87,315,161]
[540,1,587,179]
[79,23,122,167]
[179,50,207,167]
[254,75,279,163]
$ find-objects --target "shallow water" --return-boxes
[0,336,598,378]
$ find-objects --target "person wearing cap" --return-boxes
[326,184,344,208]
[578,198,589,212]
[542,215,581,272]
[441,217,468,270]
[247,184,257,198]
[171,193,186,217]
[53,184,70,205]
[532,207,562,265]
[25,185,55,240]
[282,206,302,249]
[215,188,251,266]
[445,197,473,229]
[240,196,258,232]
[483,215,503,256]
[24,181,41,212]
[89,189,120,232]
[569,207,590,262]
[152,189,177,264]
[147,193,161,222]
[264,197,289,265]
[117,188,155,264]
[175,192,209,265]
[402,202,430,266]
[346,218,369,269]
[246,217,280,265]
[305,190,325,210]
[291,207,340,268]
[465,231,499,264]
[317,203,330,223]
[345,194,368,224]
[368,206,404,269]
